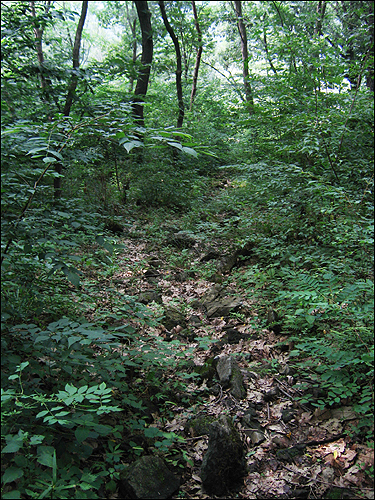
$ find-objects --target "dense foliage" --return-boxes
[1,1,373,498]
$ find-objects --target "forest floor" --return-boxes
[88,198,374,500]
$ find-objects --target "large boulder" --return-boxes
[118,455,180,499]
[200,415,246,496]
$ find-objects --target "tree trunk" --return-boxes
[314,0,326,35]
[29,1,52,104]
[158,0,184,128]
[233,1,254,114]
[55,0,87,201]
[62,1,88,117]
[132,1,153,128]
[189,0,203,111]
[125,2,138,92]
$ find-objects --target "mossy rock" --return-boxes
[188,414,217,437]
[193,358,217,382]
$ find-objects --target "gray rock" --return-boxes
[118,455,180,499]
[188,315,202,327]
[200,249,221,262]
[169,230,197,249]
[216,355,246,399]
[201,285,242,318]
[162,306,186,330]
[200,415,246,496]
[138,290,163,305]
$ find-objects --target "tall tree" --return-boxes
[62,1,88,117]
[158,0,184,128]
[29,0,52,101]
[189,0,203,111]
[53,1,88,200]
[233,0,254,114]
[125,2,138,92]
[132,0,153,128]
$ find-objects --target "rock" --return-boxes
[217,254,238,274]
[206,297,242,318]
[216,355,246,399]
[216,241,256,274]
[162,306,186,331]
[118,455,180,499]
[138,290,163,305]
[264,387,279,401]
[266,309,282,334]
[174,270,196,282]
[222,328,252,344]
[200,415,246,496]
[188,315,202,327]
[188,414,217,437]
[200,285,242,318]
[200,249,221,262]
[148,257,163,268]
[169,230,198,249]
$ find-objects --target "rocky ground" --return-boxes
[92,224,374,499]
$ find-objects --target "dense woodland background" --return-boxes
[1,1,374,498]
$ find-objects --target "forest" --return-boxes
[1,1,374,498]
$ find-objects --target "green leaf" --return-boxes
[167,141,183,150]
[75,426,91,443]
[121,141,143,153]
[62,267,80,287]
[37,446,55,468]
[2,466,23,484]
[68,336,81,348]
[144,427,162,438]
[2,491,21,499]
[182,146,198,157]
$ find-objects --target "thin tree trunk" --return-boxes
[29,0,53,107]
[314,0,326,35]
[132,1,153,128]
[125,2,138,92]
[55,0,87,201]
[158,0,184,128]
[262,23,277,75]
[189,0,203,111]
[233,0,254,114]
[62,1,88,117]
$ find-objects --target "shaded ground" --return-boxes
[87,219,374,499]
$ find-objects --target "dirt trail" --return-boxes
[106,231,373,499]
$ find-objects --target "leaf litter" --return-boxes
[86,234,373,499]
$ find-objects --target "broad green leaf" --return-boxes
[182,146,198,157]
[62,267,80,287]
[37,446,55,468]
[75,427,91,443]
[167,142,183,150]
[3,490,21,499]
[2,467,23,484]
[122,141,143,153]
[144,427,162,438]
